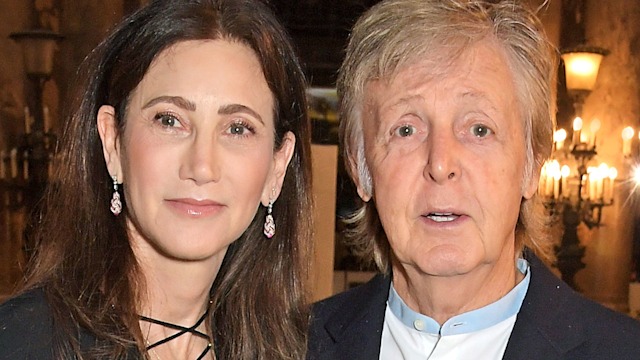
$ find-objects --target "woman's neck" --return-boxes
[136,247,223,360]
[134,241,226,325]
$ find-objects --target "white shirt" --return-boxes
[380,259,530,360]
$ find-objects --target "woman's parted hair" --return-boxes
[338,0,557,273]
[25,0,312,358]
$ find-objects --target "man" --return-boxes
[307,0,640,359]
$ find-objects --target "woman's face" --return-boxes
[360,39,538,279]
[98,40,294,265]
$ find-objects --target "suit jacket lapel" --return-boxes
[323,274,390,360]
[503,254,587,359]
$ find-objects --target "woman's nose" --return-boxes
[179,134,221,185]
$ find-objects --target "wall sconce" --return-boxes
[9,29,63,79]
[540,45,612,291]
[561,45,608,117]
[2,28,62,257]
[10,29,63,135]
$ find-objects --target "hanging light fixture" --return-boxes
[561,45,608,117]
[10,29,63,79]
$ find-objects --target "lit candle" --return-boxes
[622,126,634,157]
[606,167,617,203]
[580,133,588,144]
[572,117,583,146]
[22,150,29,180]
[553,129,567,152]
[561,165,570,199]
[546,160,560,198]
[24,106,31,134]
[590,118,601,148]
[0,150,6,180]
[48,153,54,178]
[587,167,597,200]
[553,171,562,200]
[43,106,50,133]
[538,163,547,196]
[596,163,608,200]
[545,168,554,198]
[10,148,18,178]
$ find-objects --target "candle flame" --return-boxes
[598,163,609,172]
[554,129,567,142]
[573,117,583,131]
[622,126,635,140]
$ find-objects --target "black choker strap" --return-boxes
[140,309,212,360]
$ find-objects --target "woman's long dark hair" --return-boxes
[22,0,312,358]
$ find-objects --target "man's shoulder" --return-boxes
[312,272,389,316]
[512,255,640,358]
[567,288,640,341]
[308,273,390,360]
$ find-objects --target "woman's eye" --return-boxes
[227,121,254,136]
[154,113,181,128]
[394,124,416,137]
[470,124,492,138]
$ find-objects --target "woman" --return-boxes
[0,0,312,359]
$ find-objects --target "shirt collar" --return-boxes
[387,258,530,335]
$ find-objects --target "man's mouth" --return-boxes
[426,212,460,222]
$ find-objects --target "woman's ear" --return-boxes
[261,132,296,206]
[96,105,124,181]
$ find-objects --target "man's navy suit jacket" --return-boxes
[307,255,640,359]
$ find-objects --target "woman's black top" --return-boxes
[0,288,139,359]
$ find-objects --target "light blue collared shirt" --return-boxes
[380,259,531,359]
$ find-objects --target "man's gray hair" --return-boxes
[338,0,558,272]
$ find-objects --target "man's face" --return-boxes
[359,39,537,278]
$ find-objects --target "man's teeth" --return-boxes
[428,213,458,222]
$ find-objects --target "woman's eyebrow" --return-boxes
[218,103,264,125]
[142,96,196,111]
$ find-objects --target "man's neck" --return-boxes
[391,255,523,325]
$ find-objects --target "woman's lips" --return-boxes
[165,198,224,217]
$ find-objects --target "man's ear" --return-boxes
[261,131,296,205]
[96,105,124,182]
[522,161,541,200]
[347,150,372,202]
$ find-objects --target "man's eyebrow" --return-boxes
[389,94,423,108]
[218,103,264,125]
[459,90,500,113]
[142,96,196,111]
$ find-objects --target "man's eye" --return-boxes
[395,125,416,137]
[155,113,180,127]
[471,124,492,138]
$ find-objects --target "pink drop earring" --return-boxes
[110,175,122,216]
[263,200,275,238]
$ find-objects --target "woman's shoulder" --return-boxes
[0,288,56,358]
